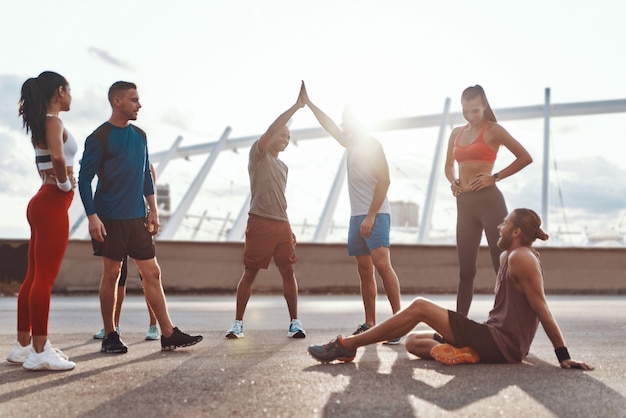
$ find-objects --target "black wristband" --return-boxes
[555,347,571,363]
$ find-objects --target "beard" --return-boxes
[497,234,511,250]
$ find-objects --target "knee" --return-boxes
[408,297,427,311]
[101,272,120,287]
[459,265,477,281]
[372,259,392,276]
[356,261,373,277]
[241,268,259,283]
[278,266,296,283]
[405,335,435,359]
[405,334,421,354]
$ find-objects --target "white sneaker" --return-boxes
[22,341,75,371]
[7,341,32,364]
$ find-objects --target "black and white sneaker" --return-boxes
[161,327,203,351]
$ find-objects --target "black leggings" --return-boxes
[455,186,507,316]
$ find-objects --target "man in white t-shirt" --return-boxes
[302,82,402,343]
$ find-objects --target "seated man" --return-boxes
[308,208,593,370]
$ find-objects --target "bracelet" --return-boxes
[56,178,72,192]
[555,346,571,363]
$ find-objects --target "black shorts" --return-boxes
[447,310,507,364]
[92,218,155,262]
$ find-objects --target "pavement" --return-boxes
[0,293,624,418]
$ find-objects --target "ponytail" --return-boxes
[18,71,67,148]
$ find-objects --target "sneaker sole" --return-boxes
[23,361,75,371]
[287,330,306,338]
[225,332,244,339]
[383,339,402,345]
[100,347,128,354]
[161,336,203,351]
[145,335,160,341]
[431,345,480,365]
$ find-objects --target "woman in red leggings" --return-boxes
[6,71,77,371]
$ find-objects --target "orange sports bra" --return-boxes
[453,122,497,164]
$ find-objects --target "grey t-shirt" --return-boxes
[248,140,289,222]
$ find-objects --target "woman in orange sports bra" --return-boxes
[7,71,77,371]
[444,85,532,316]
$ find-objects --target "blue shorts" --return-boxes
[347,213,391,256]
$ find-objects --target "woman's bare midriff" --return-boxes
[458,162,494,192]
[40,168,74,185]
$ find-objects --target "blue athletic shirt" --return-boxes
[78,122,154,219]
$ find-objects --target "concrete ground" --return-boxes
[0,294,624,418]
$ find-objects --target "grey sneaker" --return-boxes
[225,320,244,339]
[308,336,357,363]
[287,319,306,338]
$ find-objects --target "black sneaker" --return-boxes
[308,335,357,363]
[101,331,128,354]
[161,327,203,351]
[352,323,369,335]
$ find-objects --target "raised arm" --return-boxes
[510,249,594,370]
[258,82,306,151]
[301,82,349,147]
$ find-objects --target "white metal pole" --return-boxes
[542,88,551,231]
[418,98,451,243]
[158,127,231,240]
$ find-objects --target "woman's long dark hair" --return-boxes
[18,71,68,148]
[461,85,497,122]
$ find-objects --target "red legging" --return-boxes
[17,185,73,336]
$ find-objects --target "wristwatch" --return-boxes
[492,173,500,182]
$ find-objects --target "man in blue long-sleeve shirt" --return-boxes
[78,81,202,354]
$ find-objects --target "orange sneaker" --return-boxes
[430,344,480,365]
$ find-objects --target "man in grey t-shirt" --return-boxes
[225,83,307,340]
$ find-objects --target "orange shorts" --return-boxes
[243,214,298,269]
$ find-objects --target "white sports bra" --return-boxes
[34,115,78,170]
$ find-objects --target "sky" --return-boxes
[1,0,626,245]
